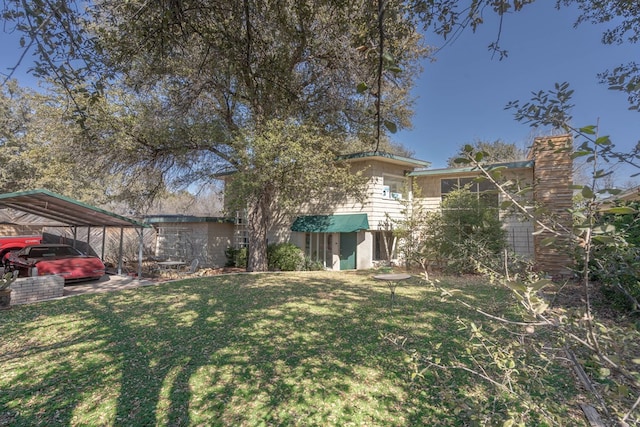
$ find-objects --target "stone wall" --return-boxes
[532,135,574,277]
[10,276,64,305]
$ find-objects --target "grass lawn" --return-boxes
[0,271,585,426]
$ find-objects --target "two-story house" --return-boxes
[146,135,573,276]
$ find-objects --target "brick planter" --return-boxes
[10,276,64,305]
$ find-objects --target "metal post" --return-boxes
[137,227,144,279]
[118,227,124,276]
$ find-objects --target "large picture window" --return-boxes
[440,177,498,207]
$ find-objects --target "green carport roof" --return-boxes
[291,214,369,233]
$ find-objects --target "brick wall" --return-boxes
[10,276,64,305]
[532,135,574,277]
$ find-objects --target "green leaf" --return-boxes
[453,157,470,164]
[571,150,592,159]
[605,207,637,215]
[529,279,552,291]
[581,186,594,199]
[579,125,597,135]
[356,82,368,94]
[595,135,612,146]
[383,120,397,134]
[592,235,615,244]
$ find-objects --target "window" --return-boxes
[373,231,396,261]
[382,175,405,200]
[440,177,498,207]
[157,227,194,260]
[304,233,332,268]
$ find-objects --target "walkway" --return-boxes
[63,274,160,297]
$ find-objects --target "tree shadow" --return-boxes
[0,271,558,426]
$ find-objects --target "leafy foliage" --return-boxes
[447,139,527,167]
[267,243,305,272]
[225,246,247,269]
[394,182,508,275]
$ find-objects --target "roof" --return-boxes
[144,215,235,224]
[0,189,149,228]
[291,214,369,233]
[408,160,534,177]
[339,151,431,168]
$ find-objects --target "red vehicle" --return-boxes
[6,244,106,282]
[0,235,43,262]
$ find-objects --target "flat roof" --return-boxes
[338,151,432,168]
[0,189,149,228]
[409,160,533,177]
[144,215,234,224]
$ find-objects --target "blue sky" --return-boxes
[396,2,640,185]
[2,2,639,185]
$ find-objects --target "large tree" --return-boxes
[2,0,430,271]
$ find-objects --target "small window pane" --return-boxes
[441,179,458,195]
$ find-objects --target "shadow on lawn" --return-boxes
[1,272,442,426]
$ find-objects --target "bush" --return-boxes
[225,246,247,268]
[267,243,305,271]
[439,188,507,274]
[587,202,640,312]
[303,257,326,271]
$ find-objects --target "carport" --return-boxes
[0,189,151,278]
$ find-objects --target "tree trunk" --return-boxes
[246,190,272,272]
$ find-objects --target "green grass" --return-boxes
[0,271,582,426]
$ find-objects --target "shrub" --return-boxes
[438,188,507,274]
[225,246,247,268]
[267,243,305,271]
[303,257,326,271]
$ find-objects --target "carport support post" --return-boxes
[118,227,124,275]
[86,226,91,253]
[101,226,106,261]
[137,227,144,279]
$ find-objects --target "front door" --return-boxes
[339,232,357,270]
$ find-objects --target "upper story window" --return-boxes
[440,177,498,207]
[382,175,405,200]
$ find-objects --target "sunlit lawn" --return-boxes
[0,271,582,426]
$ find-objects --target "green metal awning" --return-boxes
[291,214,369,233]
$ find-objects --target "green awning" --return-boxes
[291,214,369,233]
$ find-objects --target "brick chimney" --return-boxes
[531,135,574,278]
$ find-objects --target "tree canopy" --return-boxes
[447,139,528,167]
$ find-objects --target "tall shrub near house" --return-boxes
[439,187,507,273]
[394,183,507,275]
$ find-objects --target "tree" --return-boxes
[0,81,113,202]
[446,139,527,167]
[2,0,430,271]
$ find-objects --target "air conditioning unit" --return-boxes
[391,192,402,200]
[382,185,390,198]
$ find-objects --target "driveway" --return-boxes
[63,274,159,297]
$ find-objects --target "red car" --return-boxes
[7,244,106,282]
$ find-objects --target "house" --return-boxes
[147,135,574,276]
[284,136,573,276]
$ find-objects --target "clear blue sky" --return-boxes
[2,2,639,185]
[395,2,640,185]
